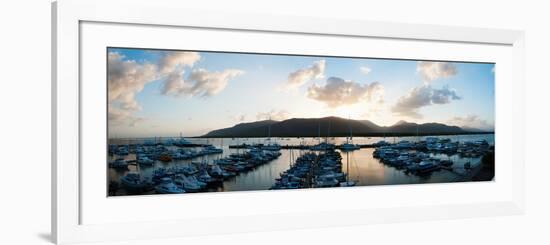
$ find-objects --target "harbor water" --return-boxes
[108,134,494,196]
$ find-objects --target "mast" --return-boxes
[350,118,353,141]
[326,120,331,145]
[267,116,272,143]
[318,120,321,144]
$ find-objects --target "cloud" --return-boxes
[431,86,461,104]
[447,114,493,131]
[108,104,144,127]
[157,51,200,75]
[161,68,244,97]
[256,110,289,121]
[392,85,461,118]
[108,52,156,125]
[306,77,384,108]
[417,61,457,83]
[360,66,371,75]
[108,50,243,126]
[284,60,325,89]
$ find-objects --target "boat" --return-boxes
[262,143,281,151]
[339,118,361,151]
[120,172,148,191]
[310,142,335,151]
[174,134,194,147]
[196,169,215,184]
[209,164,232,179]
[116,146,129,155]
[158,154,172,162]
[416,160,441,174]
[339,181,356,187]
[109,158,128,169]
[187,175,207,189]
[202,145,223,154]
[180,165,199,176]
[263,120,282,151]
[315,176,339,187]
[136,156,155,166]
[173,174,202,192]
[440,159,453,167]
[339,143,360,151]
[154,177,185,194]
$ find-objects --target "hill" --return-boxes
[200,117,489,138]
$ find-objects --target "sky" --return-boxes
[107,47,495,138]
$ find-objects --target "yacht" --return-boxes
[209,164,232,179]
[197,169,214,184]
[174,136,193,147]
[116,146,129,155]
[120,172,148,191]
[110,158,128,169]
[315,176,339,188]
[310,142,335,151]
[262,143,281,151]
[416,160,441,174]
[202,145,223,154]
[187,175,207,189]
[339,142,360,151]
[158,154,172,162]
[339,119,361,151]
[339,181,356,187]
[173,174,202,192]
[136,156,154,166]
[154,177,185,194]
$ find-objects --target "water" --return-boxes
[108,134,494,195]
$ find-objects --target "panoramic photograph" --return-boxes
[107,47,495,196]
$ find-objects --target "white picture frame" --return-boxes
[52,0,525,244]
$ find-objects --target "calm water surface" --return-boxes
[108,134,494,195]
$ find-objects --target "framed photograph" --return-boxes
[52,0,525,244]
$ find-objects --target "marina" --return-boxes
[108,134,494,196]
[106,48,496,197]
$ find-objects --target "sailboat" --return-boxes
[311,119,335,151]
[263,117,281,151]
[339,117,360,151]
[174,132,193,147]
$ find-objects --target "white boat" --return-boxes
[209,164,231,178]
[155,177,185,194]
[339,181,356,187]
[416,160,440,174]
[174,136,193,147]
[116,146,129,155]
[310,142,335,151]
[202,145,223,154]
[197,170,214,184]
[136,156,154,166]
[110,158,128,169]
[187,175,207,189]
[339,143,360,151]
[120,172,147,191]
[173,174,202,192]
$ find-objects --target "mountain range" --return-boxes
[200,116,492,138]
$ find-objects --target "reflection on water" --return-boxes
[108,134,494,195]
